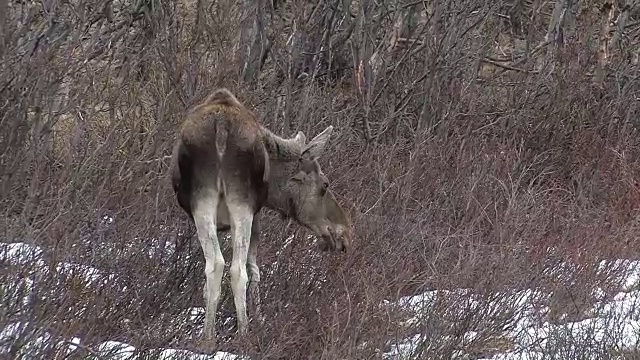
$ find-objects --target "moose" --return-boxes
[169,88,353,348]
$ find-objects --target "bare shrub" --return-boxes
[1,0,640,358]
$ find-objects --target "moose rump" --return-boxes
[171,90,269,228]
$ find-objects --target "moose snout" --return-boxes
[333,225,351,253]
[318,234,335,252]
[317,226,349,253]
[318,236,345,252]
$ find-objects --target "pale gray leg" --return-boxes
[192,194,225,345]
[227,200,253,335]
[247,213,264,323]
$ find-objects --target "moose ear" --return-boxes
[301,126,333,160]
[293,131,306,145]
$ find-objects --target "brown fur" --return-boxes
[170,88,269,222]
[183,88,262,149]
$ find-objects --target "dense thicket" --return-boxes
[1,0,639,358]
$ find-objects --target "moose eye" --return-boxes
[320,174,329,187]
[317,177,329,196]
[291,172,306,183]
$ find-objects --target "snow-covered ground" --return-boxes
[383,260,640,359]
[89,340,239,360]
[5,240,640,359]
[0,242,241,359]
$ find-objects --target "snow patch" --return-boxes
[95,341,241,359]
[385,261,640,359]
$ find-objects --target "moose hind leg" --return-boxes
[247,213,264,323]
[227,200,253,335]
[192,193,225,344]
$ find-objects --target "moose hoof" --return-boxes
[193,337,217,354]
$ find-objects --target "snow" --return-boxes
[94,341,241,359]
[189,307,205,322]
[6,238,639,359]
[1,330,241,360]
[0,242,242,359]
[66,337,82,353]
[384,261,640,359]
[0,241,116,292]
[94,341,240,359]
[0,322,52,355]
[157,348,240,360]
[94,341,137,357]
[91,341,242,359]
[0,242,44,265]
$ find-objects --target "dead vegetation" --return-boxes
[1,0,640,359]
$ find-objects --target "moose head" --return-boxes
[264,125,352,252]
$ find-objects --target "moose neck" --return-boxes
[263,159,299,220]
[259,127,303,220]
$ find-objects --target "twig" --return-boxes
[137,155,172,164]
[481,58,532,73]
